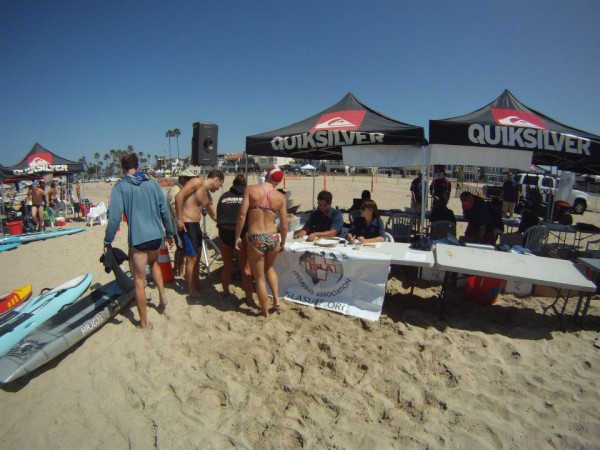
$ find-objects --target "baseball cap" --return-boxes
[267,167,284,183]
[179,166,202,177]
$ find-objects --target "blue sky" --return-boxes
[1,0,598,166]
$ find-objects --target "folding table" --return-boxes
[434,244,596,327]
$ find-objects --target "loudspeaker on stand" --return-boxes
[191,122,218,166]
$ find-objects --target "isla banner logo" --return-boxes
[298,251,344,285]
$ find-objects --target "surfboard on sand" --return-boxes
[0,273,93,358]
[0,285,33,316]
[0,227,86,245]
[0,243,20,252]
[0,277,135,384]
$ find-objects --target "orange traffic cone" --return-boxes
[157,240,174,283]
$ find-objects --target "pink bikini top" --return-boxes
[250,185,276,213]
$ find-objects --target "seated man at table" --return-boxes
[348,190,372,212]
[460,192,496,245]
[429,201,456,224]
[346,200,385,245]
[518,208,540,234]
[293,190,344,242]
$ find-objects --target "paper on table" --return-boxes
[313,238,339,247]
[404,251,427,262]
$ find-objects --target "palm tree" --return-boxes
[165,130,173,163]
[103,154,110,177]
[94,152,100,178]
[173,128,181,160]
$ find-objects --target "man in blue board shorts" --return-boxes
[103,153,174,329]
[175,168,224,297]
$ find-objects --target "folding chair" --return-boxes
[56,200,75,218]
[523,224,549,254]
[428,220,456,240]
[386,213,416,243]
[585,238,600,258]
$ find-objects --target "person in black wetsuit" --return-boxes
[216,174,254,305]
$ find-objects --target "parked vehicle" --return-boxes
[515,173,589,215]
[281,164,302,174]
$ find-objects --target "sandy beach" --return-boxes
[1,174,600,449]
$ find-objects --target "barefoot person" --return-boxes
[30,181,46,231]
[175,168,224,297]
[216,174,255,305]
[167,173,193,277]
[103,153,174,328]
[46,182,58,209]
[235,167,288,318]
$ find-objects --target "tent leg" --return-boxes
[420,145,429,238]
[312,159,316,210]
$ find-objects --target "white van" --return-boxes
[515,173,589,214]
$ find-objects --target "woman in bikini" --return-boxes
[235,167,288,318]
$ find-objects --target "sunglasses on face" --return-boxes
[317,202,329,208]
[361,205,371,211]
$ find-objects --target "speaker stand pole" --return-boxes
[199,208,221,275]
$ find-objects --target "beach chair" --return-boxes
[523,224,549,254]
[386,213,416,242]
[428,220,456,240]
[87,202,107,227]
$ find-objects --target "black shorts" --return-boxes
[178,222,203,257]
[218,227,236,247]
[134,238,162,251]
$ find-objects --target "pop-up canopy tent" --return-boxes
[246,93,427,209]
[1,143,84,179]
[0,166,13,180]
[246,92,427,162]
[428,89,600,174]
[1,143,86,231]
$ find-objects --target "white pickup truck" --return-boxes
[515,173,589,214]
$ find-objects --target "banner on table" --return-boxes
[274,242,391,321]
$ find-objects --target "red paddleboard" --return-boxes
[0,285,33,315]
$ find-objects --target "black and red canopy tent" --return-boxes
[428,89,600,174]
[246,92,427,162]
[1,143,84,182]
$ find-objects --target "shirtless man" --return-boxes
[30,182,46,231]
[175,168,224,297]
[46,182,58,208]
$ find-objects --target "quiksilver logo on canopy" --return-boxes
[13,164,69,175]
[468,124,591,155]
[270,130,384,151]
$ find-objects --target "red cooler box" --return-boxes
[465,275,506,305]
